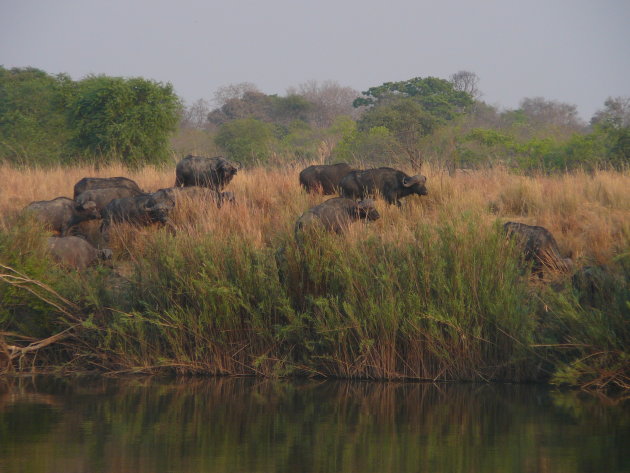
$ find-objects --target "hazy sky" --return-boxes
[1,0,628,121]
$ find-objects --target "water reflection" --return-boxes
[0,377,627,473]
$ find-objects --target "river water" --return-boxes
[0,377,627,473]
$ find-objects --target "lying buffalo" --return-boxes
[73,176,143,199]
[295,197,380,241]
[152,186,236,209]
[24,197,100,235]
[175,155,239,190]
[299,163,355,194]
[64,186,145,233]
[339,167,428,206]
[504,222,573,278]
[100,193,176,239]
[47,236,112,270]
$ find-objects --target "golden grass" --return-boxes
[1,163,628,266]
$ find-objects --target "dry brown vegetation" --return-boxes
[1,163,628,267]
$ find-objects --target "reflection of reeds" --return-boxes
[0,164,628,386]
[1,378,626,473]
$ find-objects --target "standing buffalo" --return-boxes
[299,163,355,194]
[503,222,573,278]
[47,236,112,270]
[73,177,143,199]
[295,197,380,241]
[175,155,239,190]
[100,193,176,239]
[339,167,428,206]
[23,197,100,235]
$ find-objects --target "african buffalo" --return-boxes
[299,163,355,194]
[100,193,176,239]
[64,186,145,233]
[295,197,380,241]
[47,236,112,270]
[174,155,239,190]
[23,197,100,235]
[503,222,573,278]
[339,167,428,206]
[73,177,143,199]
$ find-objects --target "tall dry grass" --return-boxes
[1,163,627,265]
[0,162,629,386]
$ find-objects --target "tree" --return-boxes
[213,82,259,108]
[519,97,585,130]
[67,75,181,166]
[590,96,630,130]
[353,76,474,121]
[351,76,472,168]
[214,118,277,165]
[449,70,481,100]
[357,98,438,167]
[287,80,361,127]
[181,98,211,129]
[0,67,74,164]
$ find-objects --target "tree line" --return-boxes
[1,66,628,171]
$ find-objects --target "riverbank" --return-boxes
[1,164,629,391]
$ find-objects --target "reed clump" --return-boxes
[0,163,628,390]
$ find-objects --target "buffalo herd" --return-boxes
[21,156,573,279]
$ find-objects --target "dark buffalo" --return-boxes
[174,155,239,190]
[299,163,355,194]
[47,236,112,270]
[23,197,100,235]
[65,186,145,233]
[100,193,176,239]
[295,197,380,241]
[504,222,573,278]
[339,167,428,206]
[73,177,143,199]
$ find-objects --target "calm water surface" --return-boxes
[0,377,627,473]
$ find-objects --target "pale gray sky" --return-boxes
[1,0,628,121]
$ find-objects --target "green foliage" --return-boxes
[0,67,181,167]
[215,118,277,165]
[353,76,473,121]
[269,94,313,125]
[0,215,66,339]
[456,127,615,171]
[67,75,181,166]
[333,125,400,164]
[540,257,630,391]
[0,67,74,164]
[1,208,628,388]
[351,77,473,166]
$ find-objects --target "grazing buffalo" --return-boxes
[73,177,143,199]
[174,155,239,190]
[295,197,380,241]
[23,197,100,235]
[503,222,573,278]
[100,193,176,239]
[299,163,355,194]
[47,236,112,270]
[339,167,428,206]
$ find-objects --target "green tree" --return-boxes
[0,66,74,164]
[67,75,181,166]
[356,98,437,167]
[215,118,277,165]
[353,76,473,121]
